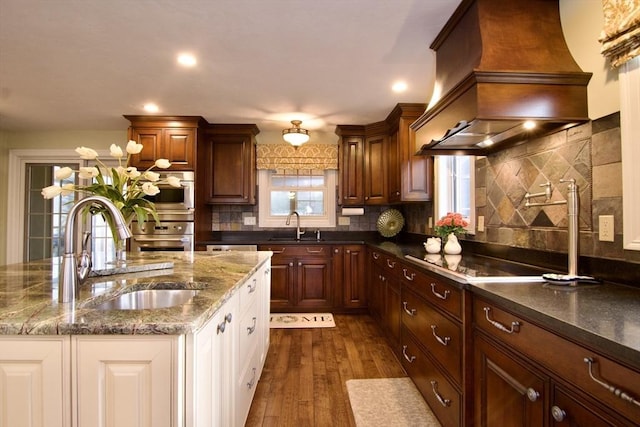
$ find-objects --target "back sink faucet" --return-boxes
[286,211,305,241]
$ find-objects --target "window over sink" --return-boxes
[258,169,336,228]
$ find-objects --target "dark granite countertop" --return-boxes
[0,251,271,335]
[369,241,640,370]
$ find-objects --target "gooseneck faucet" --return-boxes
[59,196,132,303]
[286,211,305,241]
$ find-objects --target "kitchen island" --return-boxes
[0,251,272,427]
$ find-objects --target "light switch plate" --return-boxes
[243,216,256,226]
[338,216,350,226]
[598,215,614,241]
[477,216,485,232]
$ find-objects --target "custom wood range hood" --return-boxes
[412,0,592,156]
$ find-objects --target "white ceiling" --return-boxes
[0,0,460,139]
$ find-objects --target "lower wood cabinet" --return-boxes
[474,297,640,426]
[260,245,333,312]
[333,244,367,310]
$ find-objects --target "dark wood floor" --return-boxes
[245,314,407,427]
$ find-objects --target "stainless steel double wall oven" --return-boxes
[129,171,195,252]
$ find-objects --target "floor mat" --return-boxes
[346,377,441,427]
[269,313,335,328]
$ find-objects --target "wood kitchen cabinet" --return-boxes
[201,124,259,205]
[368,249,402,357]
[336,122,390,206]
[336,103,432,206]
[336,126,365,206]
[474,297,640,426]
[259,244,333,312]
[333,244,367,311]
[125,115,207,171]
[386,103,432,202]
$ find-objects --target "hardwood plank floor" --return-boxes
[245,314,407,427]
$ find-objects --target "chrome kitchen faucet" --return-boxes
[286,211,305,241]
[59,196,132,303]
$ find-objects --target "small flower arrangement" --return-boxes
[41,140,181,238]
[434,212,469,238]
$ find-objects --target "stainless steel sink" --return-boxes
[92,289,199,310]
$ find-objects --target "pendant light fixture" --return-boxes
[282,120,310,147]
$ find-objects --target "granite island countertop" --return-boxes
[369,241,640,370]
[0,251,271,336]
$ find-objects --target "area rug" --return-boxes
[346,377,441,427]
[269,313,335,328]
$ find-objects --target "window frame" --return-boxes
[258,169,336,228]
[433,155,476,234]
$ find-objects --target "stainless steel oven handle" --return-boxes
[132,237,191,242]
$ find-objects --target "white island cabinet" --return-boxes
[0,258,271,427]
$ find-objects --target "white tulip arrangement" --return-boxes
[41,140,180,241]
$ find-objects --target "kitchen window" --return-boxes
[434,156,475,233]
[258,169,336,228]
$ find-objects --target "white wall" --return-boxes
[561,0,620,119]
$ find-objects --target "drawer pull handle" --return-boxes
[306,247,324,254]
[430,283,450,300]
[431,325,451,346]
[403,302,417,316]
[386,259,396,268]
[372,252,379,260]
[402,345,416,363]
[268,247,286,254]
[584,357,640,407]
[247,367,257,389]
[483,307,520,334]
[247,279,257,293]
[551,405,566,422]
[430,381,451,407]
[402,269,415,281]
[247,317,257,335]
[526,387,540,402]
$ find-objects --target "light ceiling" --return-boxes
[0,0,460,139]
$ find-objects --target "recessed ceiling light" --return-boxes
[392,81,408,93]
[177,53,197,67]
[143,103,159,113]
[523,120,536,130]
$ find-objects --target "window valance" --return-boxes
[256,143,338,170]
[599,0,640,67]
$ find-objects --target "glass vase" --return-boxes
[114,237,128,265]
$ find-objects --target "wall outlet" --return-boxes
[477,215,485,232]
[338,216,350,226]
[599,215,614,242]
[243,216,256,226]
[428,217,433,229]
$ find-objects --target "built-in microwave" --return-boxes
[141,171,194,219]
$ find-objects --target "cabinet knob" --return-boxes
[365,196,369,200]
[346,249,351,254]
[551,406,566,422]
[334,248,339,253]
[526,387,539,402]
[298,262,302,267]
[289,262,294,267]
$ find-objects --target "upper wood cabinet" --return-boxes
[386,103,432,202]
[201,124,259,205]
[336,103,432,206]
[124,115,207,171]
[336,126,365,206]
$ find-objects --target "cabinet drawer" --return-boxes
[401,329,461,427]
[475,298,640,423]
[401,263,462,319]
[259,244,331,258]
[402,287,462,385]
[238,274,259,311]
[370,250,401,277]
[237,350,261,426]
[238,299,260,363]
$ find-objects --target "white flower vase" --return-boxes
[443,233,462,255]
[424,237,442,254]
